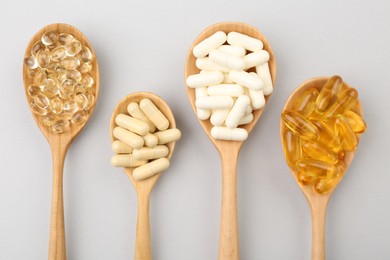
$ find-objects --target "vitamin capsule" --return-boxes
[63,100,78,114]
[195,96,234,110]
[34,93,50,109]
[154,129,182,144]
[343,110,366,134]
[297,172,314,185]
[193,31,227,58]
[51,46,66,61]
[196,58,230,73]
[227,32,263,52]
[111,154,147,168]
[223,73,234,83]
[61,57,80,70]
[195,87,211,120]
[41,31,58,45]
[34,69,48,85]
[58,33,74,46]
[256,63,273,95]
[245,103,253,114]
[74,93,88,109]
[84,91,95,109]
[71,110,89,124]
[238,113,253,125]
[281,110,318,140]
[209,49,245,71]
[332,115,358,151]
[282,129,302,168]
[229,70,264,91]
[79,62,92,73]
[30,100,48,115]
[302,140,338,165]
[249,89,265,109]
[65,39,82,56]
[127,102,156,133]
[210,109,230,126]
[294,88,319,118]
[43,112,56,126]
[81,74,94,87]
[225,95,250,128]
[24,56,38,69]
[243,50,270,70]
[296,158,336,179]
[113,127,144,149]
[143,133,158,147]
[218,45,246,57]
[41,78,59,98]
[133,145,169,160]
[133,158,170,180]
[51,119,70,133]
[140,99,169,131]
[323,88,358,119]
[112,140,133,154]
[50,97,63,114]
[79,46,92,62]
[27,85,41,96]
[59,78,75,99]
[311,119,341,150]
[327,161,345,179]
[211,126,248,141]
[31,41,45,56]
[316,75,343,113]
[36,50,51,68]
[186,71,224,88]
[115,114,149,136]
[314,174,341,194]
[207,84,244,97]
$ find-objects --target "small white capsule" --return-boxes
[223,73,234,83]
[238,113,254,125]
[111,154,147,167]
[112,140,133,154]
[256,63,273,95]
[113,127,144,149]
[127,102,156,133]
[115,114,149,136]
[245,103,253,114]
[209,49,245,71]
[225,95,250,128]
[210,109,230,126]
[249,89,265,109]
[207,84,244,97]
[195,87,211,120]
[217,45,246,57]
[193,31,227,58]
[243,50,270,70]
[133,145,169,160]
[133,158,170,180]
[143,133,158,147]
[196,58,230,73]
[227,32,263,52]
[186,71,224,88]
[154,129,181,144]
[229,70,264,91]
[140,99,169,131]
[195,96,234,110]
[211,127,248,141]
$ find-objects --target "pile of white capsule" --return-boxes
[111,98,181,181]
[186,31,273,141]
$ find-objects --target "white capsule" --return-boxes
[133,158,170,180]
[210,109,230,126]
[243,50,270,70]
[127,102,156,133]
[211,127,248,141]
[186,71,224,88]
[195,87,211,120]
[133,145,169,160]
[143,133,158,147]
[245,103,253,114]
[209,49,245,71]
[154,128,181,144]
[227,32,263,52]
[225,95,250,128]
[195,96,234,110]
[217,45,246,57]
[115,114,149,136]
[196,58,230,73]
[113,127,144,149]
[193,31,227,58]
[223,73,234,83]
[111,154,147,167]
[249,89,265,109]
[207,84,244,97]
[112,140,133,154]
[140,99,169,131]
[229,70,264,91]
[256,63,273,95]
[238,113,254,125]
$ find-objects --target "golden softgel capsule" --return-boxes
[302,140,338,165]
[282,129,302,168]
[332,115,358,151]
[294,88,319,118]
[282,110,318,140]
[343,110,367,134]
[315,75,343,113]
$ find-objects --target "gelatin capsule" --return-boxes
[50,46,66,61]
[296,158,336,179]
[115,114,150,136]
[294,88,319,118]
[193,31,227,58]
[66,70,82,82]
[211,126,248,141]
[30,100,48,115]
[80,74,94,87]
[332,115,358,151]
[27,85,41,96]
[65,40,82,56]
[59,78,75,99]
[63,100,79,114]
[323,88,358,119]
[51,119,70,133]
[210,109,229,126]
[127,102,157,133]
[41,31,58,45]
[33,93,50,109]
[227,32,263,52]
[225,95,250,129]
[27,69,37,78]
[132,145,169,161]
[71,110,89,124]
[310,119,341,150]
[297,172,314,185]
[74,93,88,109]
[302,140,338,165]
[59,112,73,121]
[315,75,343,113]
[61,57,80,70]
[41,77,59,98]
[24,56,38,69]
[112,140,133,154]
[36,50,51,68]
[111,154,147,168]
[314,173,343,195]
[282,129,302,168]
[31,41,45,56]
[79,46,92,62]
[78,62,92,73]
[43,112,56,126]
[143,133,158,147]
[281,110,318,140]
[113,127,144,149]
[140,99,169,131]
[133,158,170,180]
[58,33,74,46]
[343,110,366,134]
[50,96,63,114]
[34,69,48,85]
[74,83,87,93]
[208,49,245,71]
[84,91,95,109]
[154,129,181,144]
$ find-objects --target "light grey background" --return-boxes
[1,0,389,259]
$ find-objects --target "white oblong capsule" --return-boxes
[256,63,273,95]
[143,133,158,147]
[113,127,144,149]
[229,70,264,91]
[133,158,170,180]
[195,87,211,120]
[211,126,248,141]
[193,31,227,58]
[140,99,169,131]
[227,32,263,52]
[127,102,156,133]
[207,84,244,97]
[112,140,133,154]
[186,71,224,88]
[225,95,250,128]
[154,128,181,144]
[196,58,230,73]
[210,109,230,126]
[195,96,234,110]
[218,45,246,57]
[111,154,147,167]
[223,73,234,83]
[243,50,270,70]
[249,89,265,109]
[133,145,169,160]
[115,114,149,136]
[238,113,254,125]
[245,103,253,114]
[209,49,245,71]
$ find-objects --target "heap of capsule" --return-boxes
[186,31,273,141]
[24,31,96,133]
[282,76,366,194]
[111,99,181,181]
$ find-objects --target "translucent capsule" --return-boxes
[50,46,66,61]
[31,41,45,56]
[311,119,340,150]
[30,100,48,115]
[34,69,48,85]
[78,62,92,73]
[36,50,51,68]
[80,74,94,87]
[66,70,82,82]
[79,46,92,62]
[297,172,314,185]
[33,93,50,109]
[294,88,319,118]
[65,40,82,56]
[296,158,336,180]
[58,33,74,46]
[63,100,79,114]
[281,110,318,140]
[323,88,358,119]
[316,75,343,113]
[50,96,63,114]
[344,110,366,134]
[302,140,338,165]
[59,78,75,99]
[282,129,302,168]
[74,93,88,109]
[332,115,358,151]
[71,110,89,124]
[27,85,41,96]
[41,31,58,45]
[24,56,38,69]
[61,57,80,70]
[43,112,56,126]
[314,176,340,194]
[41,77,59,98]
[84,91,95,109]
[74,83,87,93]
[59,112,73,121]
[51,119,70,133]
[27,69,37,78]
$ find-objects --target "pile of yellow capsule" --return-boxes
[282,76,366,194]
[24,31,95,133]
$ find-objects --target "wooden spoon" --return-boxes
[280,77,364,260]
[110,92,177,260]
[23,23,99,260]
[184,22,276,260]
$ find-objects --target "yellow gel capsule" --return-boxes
[282,129,302,168]
[297,172,314,185]
[343,110,366,134]
[316,75,343,113]
[294,88,319,118]
[281,110,318,140]
[36,50,51,68]
[323,88,358,119]
[27,85,41,96]
[311,119,341,150]
[332,115,358,151]
[71,110,89,124]
[41,31,58,46]
[296,158,336,179]
[51,119,70,133]
[302,140,338,165]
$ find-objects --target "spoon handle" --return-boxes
[310,201,327,260]
[49,146,67,260]
[135,190,152,260]
[219,152,239,260]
